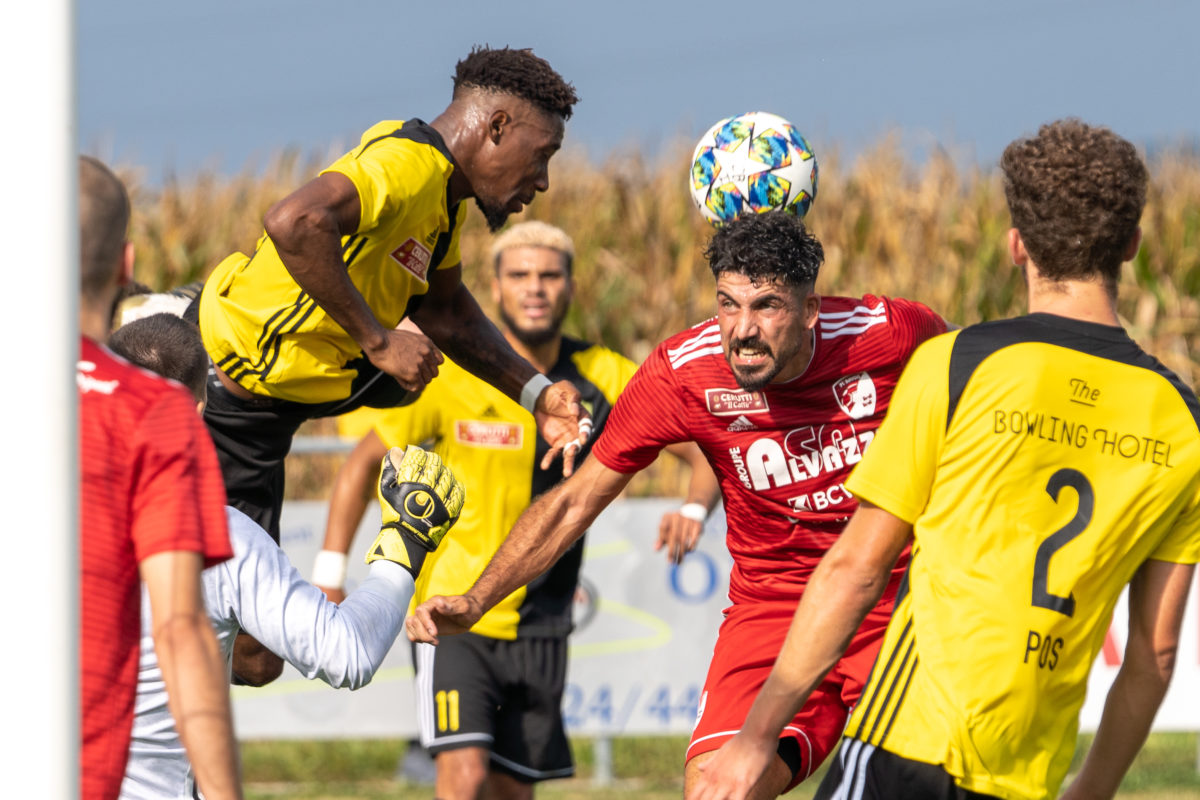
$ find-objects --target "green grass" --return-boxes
[242,733,1200,799]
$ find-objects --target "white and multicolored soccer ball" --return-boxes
[689,111,818,226]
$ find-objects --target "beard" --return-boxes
[725,336,784,392]
[499,304,564,348]
[475,197,511,233]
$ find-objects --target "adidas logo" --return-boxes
[726,415,757,432]
[481,405,500,418]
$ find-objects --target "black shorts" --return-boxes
[413,634,574,783]
[815,738,1000,800]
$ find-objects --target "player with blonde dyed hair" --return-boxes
[693,120,1200,800]
[489,219,575,270]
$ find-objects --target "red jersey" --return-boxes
[592,295,945,605]
[78,336,232,800]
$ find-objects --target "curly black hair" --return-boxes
[1001,119,1147,287]
[453,46,578,120]
[704,211,824,288]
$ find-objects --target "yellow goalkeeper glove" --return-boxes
[365,446,466,578]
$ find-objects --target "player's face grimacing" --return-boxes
[716,272,820,392]
[472,101,564,232]
[494,245,573,347]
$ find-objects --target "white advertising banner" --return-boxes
[231,499,1200,738]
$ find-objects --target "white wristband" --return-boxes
[312,549,348,587]
[519,374,553,414]
[678,503,708,523]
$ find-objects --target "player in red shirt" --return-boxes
[78,156,241,800]
[408,210,947,798]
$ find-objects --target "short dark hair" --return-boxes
[108,314,208,402]
[79,155,131,298]
[453,46,578,120]
[1001,119,1147,288]
[704,211,824,289]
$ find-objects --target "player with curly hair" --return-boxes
[692,120,1200,800]
[409,210,949,799]
[191,45,589,685]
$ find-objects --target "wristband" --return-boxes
[312,549,348,587]
[678,503,708,523]
[519,374,553,414]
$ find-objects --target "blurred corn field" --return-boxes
[114,140,1200,498]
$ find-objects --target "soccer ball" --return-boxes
[689,111,818,226]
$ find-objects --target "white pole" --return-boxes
[0,0,77,796]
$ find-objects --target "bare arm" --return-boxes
[656,442,722,564]
[407,456,633,642]
[316,430,389,602]
[264,172,442,391]
[688,502,911,800]
[141,550,242,800]
[1061,559,1194,800]
[413,266,591,474]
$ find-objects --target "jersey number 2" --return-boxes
[1032,468,1093,618]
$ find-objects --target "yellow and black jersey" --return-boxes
[341,336,638,640]
[843,313,1200,800]
[199,119,469,403]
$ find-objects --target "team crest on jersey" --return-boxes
[390,238,432,282]
[705,388,769,416]
[454,420,523,449]
[833,372,877,419]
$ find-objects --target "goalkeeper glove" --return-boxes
[365,446,466,578]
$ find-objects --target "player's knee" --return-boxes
[484,769,533,800]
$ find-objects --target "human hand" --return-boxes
[686,733,775,800]
[656,506,705,565]
[533,380,592,476]
[405,594,484,644]
[363,326,443,392]
[366,446,466,578]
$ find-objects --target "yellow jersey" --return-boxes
[843,313,1200,800]
[341,337,638,639]
[199,119,469,403]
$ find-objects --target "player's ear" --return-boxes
[803,289,821,328]
[119,241,135,286]
[1008,228,1028,267]
[1122,226,1143,262]
[488,110,510,146]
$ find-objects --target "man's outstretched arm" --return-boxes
[655,442,721,564]
[314,429,389,602]
[141,550,243,800]
[1061,558,1194,800]
[407,455,633,642]
[687,502,911,800]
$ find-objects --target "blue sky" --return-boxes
[78,0,1198,178]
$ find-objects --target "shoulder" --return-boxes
[656,318,724,373]
[322,120,453,194]
[563,338,636,378]
[560,337,639,406]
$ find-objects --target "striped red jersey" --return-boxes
[78,336,232,800]
[592,295,945,605]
